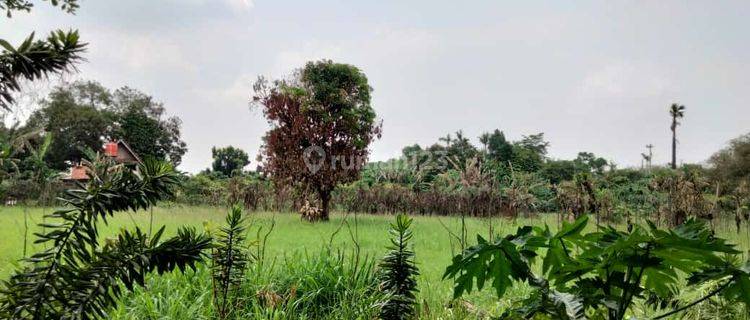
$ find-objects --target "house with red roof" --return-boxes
[62,140,141,183]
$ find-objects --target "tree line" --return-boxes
[0,80,187,202]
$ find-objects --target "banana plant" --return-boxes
[26,133,57,183]
[0,124,40,179]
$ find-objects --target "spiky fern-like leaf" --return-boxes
[1,30,86,110]
[0,156,207,320]
[211,205,252,319]
[378,214,420,320]
[63,226,210,319]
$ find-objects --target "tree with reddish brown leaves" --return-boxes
[252,60,381,221]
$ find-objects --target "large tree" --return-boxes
[110,87,187,165]
[253,60,381,221]
[211,146,249,177]
[516,132,549,157]
[25,81,187,169]
[709,133,750,194]
[669,103,685,169]
[446,130,477,163]
[486,129,513,164]
[26,83,111,170]
[574,151,609,174]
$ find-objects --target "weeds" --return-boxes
[211,205,253,319]
[379,214,420,320]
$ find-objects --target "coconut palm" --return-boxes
[669,103,686,169]
[478,132,490,152]
[439,133,452,147]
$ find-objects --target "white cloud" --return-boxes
[576,61,674,100]
[227,0,254,11]
[176,0,254,11]
[221,73,256,106]
[88,31,195,73]
[271,42,344,77]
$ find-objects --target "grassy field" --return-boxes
[1,205,749,319]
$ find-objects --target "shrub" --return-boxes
[444,216,750,319]
[378,214,420,320]
[211,205,252,319]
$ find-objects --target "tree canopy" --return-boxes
[709,132,750,194]
[253,59,381,220]
[24,81,187,169]
[211,146,250,177]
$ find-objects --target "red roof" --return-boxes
[68,165,89,181]
[64,140,140,182]
[104,142,118,157]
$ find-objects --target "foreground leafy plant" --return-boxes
[0,156,211,319]
[211,205,253,319]
[379,214,420,320]
[1,29,86,111]
[444,216,750,319]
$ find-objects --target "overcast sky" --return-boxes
[2,0,749,172]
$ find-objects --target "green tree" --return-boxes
[669,103,686,169]
[26,84,111,170]
[541,159,578,184]
[510,144,543,172]
[478,132,490,152]
[110,87,187,165]
[486,129,513,164]
[439,133,452,148]
[0,122,38,177]
[211,205,251,319]
[446,130,477,163]
[211,146,250,177]
[517,132,550,157]
[574,151,608,174]
[24,81,187,168]
[709,132,750,194]
[253,60,381,221]
[1,0,78,16]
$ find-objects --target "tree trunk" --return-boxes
[319,190,331,221]
[671,120,677,169]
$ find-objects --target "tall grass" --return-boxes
[110,250,385,320]
[1,206,748,319]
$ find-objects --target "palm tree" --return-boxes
[454,130,469,145]
[0,124,40,177]
[439,133,452,147]
[479,132,490,152]
[669,103,686,169]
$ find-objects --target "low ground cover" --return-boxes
[0,206,747,318]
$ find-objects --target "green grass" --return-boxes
[1,205,749,319]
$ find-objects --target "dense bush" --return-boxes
[0,178,64,206]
